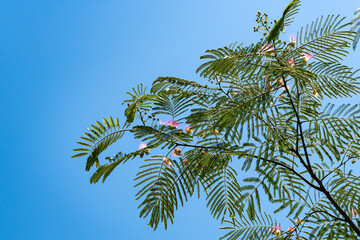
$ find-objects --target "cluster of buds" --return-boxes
[253,11,272,35]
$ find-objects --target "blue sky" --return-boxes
[1,0,359,239]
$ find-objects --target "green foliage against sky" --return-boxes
[352,7,360,49]
[73,1,360,239]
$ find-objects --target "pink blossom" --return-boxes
[289,34,296,44]
[288,58,295,67]
[166,120,179,128]
[301,52,313,62]
[259,44,275,53]
[159,119,166,125]
[163,157,172,167]
[296,218,303,225]
[271,225,281,235]
[138,142,148,150]
[172,147,182,157]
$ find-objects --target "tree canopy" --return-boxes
[352,7,360,49]
[73,1,360,239]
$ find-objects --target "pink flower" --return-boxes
[296,218,303,225]
[271,225,281,235]
[159,119,166,125]
[138,142,148,150]
[288,227,295,233]
[139,142,150,154]
[301,52,313,62]
[289,34,296,44]
[259,44,275,53]
[185,126,193,133]
[288,58,295,67]
[166,120,179,128]
[163,157,172,166]
[172,147,182,157]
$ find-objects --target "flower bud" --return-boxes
[288,227,295,233]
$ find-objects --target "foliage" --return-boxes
[73,1,360,239]
[352,7,360,49]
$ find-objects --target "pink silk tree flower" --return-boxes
[138,142,148,150]
[289,34,296,44]
[163,157,172,166]
[172,147,182,157]
[301,52,313,62]
[271,225,281,235]
[166,120,179,128]
[288,58,295,67]
[159,119,166,125]
[296,218,303,225]
[139,142,150,154]
[259,44,275,53]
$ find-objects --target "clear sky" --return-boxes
[1,0,359,239]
